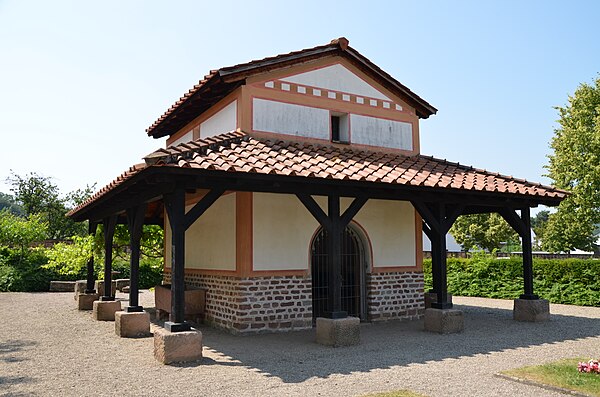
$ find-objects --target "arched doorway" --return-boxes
[311,224,368,322]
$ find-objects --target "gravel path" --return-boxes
[1,291,599,397]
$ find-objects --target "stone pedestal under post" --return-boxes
[74,280,87,300]
[92,300,122,321]
[115,311,150,337]
[424,308,464,334]
[77,293,99,310]
[315,317,360,347]
[154,327,203,364]
[424,292,453,309]
[95,280,116,297]
[513,298,550,322]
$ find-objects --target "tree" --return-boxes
[544,76,600,252]
[449,213,519,252]
[0,210,48,259]
[530,210,550,249]
[0,192,23,216]
[7,172,95,239]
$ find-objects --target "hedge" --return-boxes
[423,256,600,306]
[0,247,163,292]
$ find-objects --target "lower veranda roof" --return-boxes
[68,131,568,219]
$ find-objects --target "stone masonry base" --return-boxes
[92,300,121,321]
[154,327,202,364]
[77,293,99,310]
[367,272,425,322]
[424,308,464,334]
[115,311,150,338]
[316,317,360,347]
[513,298,550,322]
[164,270,425,334]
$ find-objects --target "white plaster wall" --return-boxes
[200,100,237,138]
[165,193,236,271]
[282,64,391,100]
[351,114,413,151]
[169,130,193,147]
[252,98,329,139]
[253,193,319,271]
[349,199,416,268]
[252,193,416,271]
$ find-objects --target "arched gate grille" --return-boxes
[311,226,366,321]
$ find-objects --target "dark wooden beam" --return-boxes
[340,196,368,228]
[296,194,331,230]
[84,222,98,294]
[126,204,147,312]
[101,215,117,301]
[163,187,190,332]
[326,195,346,319]
[413,202,465,309]
[183,188,225,231]
[498,208,527,237]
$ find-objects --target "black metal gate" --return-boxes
[311,226,366,321]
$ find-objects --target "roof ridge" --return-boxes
[146,37,438,138]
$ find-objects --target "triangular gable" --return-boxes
[281,63,391,101]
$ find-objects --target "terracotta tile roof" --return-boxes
[145,131,566,198]
[146,37,437,139]
[69,132,567,218]
[66,164,145,217]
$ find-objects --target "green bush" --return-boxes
[0,247,55,292]
[424,256,600,306]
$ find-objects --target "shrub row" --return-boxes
[0,247,163,292]
[423,256,600,306]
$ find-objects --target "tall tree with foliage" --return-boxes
[0,192,23,215]
[545,76,600,252]
[7,172,95,240]
[449,213,519,252]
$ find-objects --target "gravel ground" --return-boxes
[1,291,599,397]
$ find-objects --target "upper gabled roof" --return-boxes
[146,38,438,139]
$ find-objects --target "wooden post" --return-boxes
[126,204,146,312]
[499,207,538,300]
[520,207,537,300]
[432,218,450,309]
[412,202,463,310]
[84,222,98,294]
[326,195,346,319]
[164,188,189,332]
[296,193,367,319]
[101,215,117,301]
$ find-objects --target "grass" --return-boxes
[502,358,600,396]
[361,391,426,397]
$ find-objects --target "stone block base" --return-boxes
[73,280,88,299]
[424,308,464,334]
[92,300,122,321]
[424,292,453,309]
[77,293,99,310]
[115,311,150,337]
[315,317,360,347]
[49,281,76,292]
[115,279,130,292]
[154,327,203,364]
[513,298,550,322]
[95,280,116,297]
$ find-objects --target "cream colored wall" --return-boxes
[347,198,416,268]
[253,193,319,271]
[252,193,416,271]
[165,193,236,271]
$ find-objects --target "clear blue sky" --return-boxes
[1,0,599,206]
